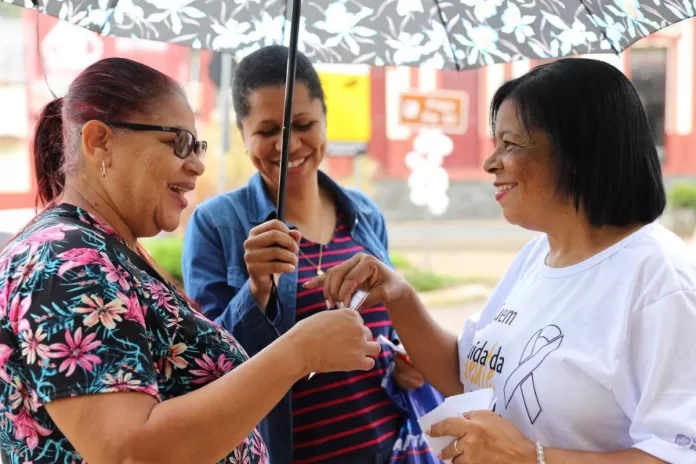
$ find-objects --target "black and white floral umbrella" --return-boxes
[7,0,696,70]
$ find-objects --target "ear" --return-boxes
[80,120,113,169]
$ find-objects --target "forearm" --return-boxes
[387,288,463,396]
[545,447,666,464]
[135,334,304,463]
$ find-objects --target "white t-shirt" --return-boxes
[458,223,696,464]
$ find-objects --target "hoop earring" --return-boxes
[101,161,107,178]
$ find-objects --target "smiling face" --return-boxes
[101,91,205,237]
[239,83,327,197]
[483,98,572,231]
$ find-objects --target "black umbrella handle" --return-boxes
[277,0,303,222]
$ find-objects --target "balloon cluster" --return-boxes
[404,130,454,216]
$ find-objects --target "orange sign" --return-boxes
[398,90,469,134]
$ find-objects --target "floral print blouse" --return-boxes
[0,204,269,463]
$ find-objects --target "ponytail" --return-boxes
[33,97,65,207]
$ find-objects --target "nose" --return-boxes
[184,153,205,177]
[483,147,503,174]
[274,131,302,154]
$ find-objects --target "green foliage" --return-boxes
[668,182,696,210]
[141,236,184,284]
[389,252,412,270]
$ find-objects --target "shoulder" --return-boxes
[190,185,255,232]
[343,188,383,214]
[0,218,139,317]
[623,224,696,300]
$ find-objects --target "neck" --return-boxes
[544,215,643,268]
[266,172,324,225]
[60,178,139,251]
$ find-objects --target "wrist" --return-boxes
[249,279,271,309]
[387,280,418,309]
[277,328,310,380]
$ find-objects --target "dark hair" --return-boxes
[490,58,666,228]
[232,45,326,125]
[33,57,182,206]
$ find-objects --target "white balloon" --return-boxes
[428,193,450,216]
[405,151,426,170]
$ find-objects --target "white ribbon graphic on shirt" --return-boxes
[503,325,563,424]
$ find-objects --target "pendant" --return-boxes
[317,269,324,276]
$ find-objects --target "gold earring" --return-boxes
[101,161,106,178]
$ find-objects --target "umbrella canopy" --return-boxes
[6,1,696,70]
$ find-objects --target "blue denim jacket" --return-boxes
[181,171,394,463]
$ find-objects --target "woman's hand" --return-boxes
[244,219,301,308]
[393,354,425,391]
[429,411,536,464]
[303,252,413,309]
[288,308,382,375]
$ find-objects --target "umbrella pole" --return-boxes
[276,0,303,222]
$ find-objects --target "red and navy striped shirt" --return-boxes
[292,214,403,463]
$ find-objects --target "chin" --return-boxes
[155,213,181,234]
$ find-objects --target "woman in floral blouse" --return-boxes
[0,58,381,464]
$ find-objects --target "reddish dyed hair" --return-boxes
[33,57,182,207]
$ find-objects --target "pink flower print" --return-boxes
[102,370,142,392]
[11,254,45,287]
[20,328,50,365]
[190,353,234,385]
[11,224,77,257]
[0,255,9,278]
[218,330,248,359]
[250,430,269,463]
[73,294,127,330]
[144,281,173,308]
[9,377,39,412]
[0,281,11,319]
[8,293,31,335]
[5,409,52,451]
[56,248,103,277]
[0,344,14,383]
[162,343,188,379]
[117,292,146,328]
[100,257,131,291]
[49,328,102,377]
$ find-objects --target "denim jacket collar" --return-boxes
[246,171,372,229]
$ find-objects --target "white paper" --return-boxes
[377,334,407,356]
[417,388,496,463]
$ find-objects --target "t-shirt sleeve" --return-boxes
[9,241,161,404]
[612,290,696,464]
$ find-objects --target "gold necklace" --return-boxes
[298,202,330,276]
[299,245,324,276]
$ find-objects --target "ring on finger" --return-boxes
[453,438,462,455]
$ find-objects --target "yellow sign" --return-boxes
[318,70,371,143]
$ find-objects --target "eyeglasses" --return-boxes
[110,122,207,160]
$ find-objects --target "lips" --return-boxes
[272,157,308,169]
[168,182,195,194]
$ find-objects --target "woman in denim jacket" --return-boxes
[182,46,427,464]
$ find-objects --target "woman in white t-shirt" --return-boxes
[305,58,696,464]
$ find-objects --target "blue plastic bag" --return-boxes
[380,344,445,463]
